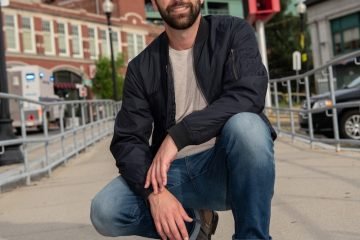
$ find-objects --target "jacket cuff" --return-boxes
[168,122,192,151]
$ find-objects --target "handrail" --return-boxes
[269,50,360,83]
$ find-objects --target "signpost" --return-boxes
[293,51,302,103]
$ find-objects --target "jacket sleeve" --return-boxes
[168,20,269,150]
[110,63,154,199]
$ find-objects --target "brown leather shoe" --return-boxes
[196,210,219,240]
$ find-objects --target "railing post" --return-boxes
[71,103,78,157]
[273,82,281,134]
[89,102,94,145]
[287,80,295,142]
[19,100,30,185]
[42,105,51,176]
[304,76,315,149]
[328,66,341,152]
[59,103,66,164]
[96,103,100,140]
[81,102,86,151]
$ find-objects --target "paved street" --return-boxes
[0,136,359,240]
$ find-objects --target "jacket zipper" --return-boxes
[192,49,209,105]
[231,49,239,80]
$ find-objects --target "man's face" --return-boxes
[154,0,202,30]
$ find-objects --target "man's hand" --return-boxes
[149,189,193,240]
[145,135,178,193]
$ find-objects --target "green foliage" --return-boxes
[92,54,125,100]
[265,0,312,79]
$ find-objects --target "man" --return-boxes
[91,0,276,239]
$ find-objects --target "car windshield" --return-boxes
[345,76,360,88]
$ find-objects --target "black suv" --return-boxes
[299,76,360,140]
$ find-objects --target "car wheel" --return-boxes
[340,110,360,140]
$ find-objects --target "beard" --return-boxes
[155,0,202,30]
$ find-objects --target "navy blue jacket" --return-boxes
[110,15,276,199]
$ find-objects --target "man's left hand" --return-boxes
[145,135,178,194]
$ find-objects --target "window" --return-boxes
[331,12,360,55]
[207,3,229,15]
[42,20,54,55]
[127,33,145,61]
[4,14,18,51]
[21,16,35,53]
[71,25,82,57]
[57,22,68,56]
[88,27,98,59]
[112,31,120,58]
[100,29,109,57]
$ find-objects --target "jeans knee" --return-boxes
[221,112,274,168]
[90,193,140,237]
[90,195,117,237]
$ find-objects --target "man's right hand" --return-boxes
[148,188,193,240]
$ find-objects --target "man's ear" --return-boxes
[151,0,159,11]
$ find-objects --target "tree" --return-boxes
[265,0,312,79]
[92,54,125,100]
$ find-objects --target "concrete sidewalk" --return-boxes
[0,136,359,240]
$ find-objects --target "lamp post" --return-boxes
[296,0,307,103]
[0,3,23,165]
[297,0,307,62]
[102,0,118,101]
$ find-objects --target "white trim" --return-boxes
[3,13,19,52]
[20,15,36,54]
[70,24,83,58]
[57,21,70,57]
[42,18,56,56]
[112,30,122,59]
[88,25,99,60]
[122,26,148,35]
[99,27,110,57]
[121,12,147,24]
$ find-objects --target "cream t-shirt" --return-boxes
[169,47,216,159]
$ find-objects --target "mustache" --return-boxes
[167,2,192,12]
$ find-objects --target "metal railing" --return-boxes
[0,93,122,189]
[267,50,360,151]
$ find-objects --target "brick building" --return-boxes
[2,0,162,99]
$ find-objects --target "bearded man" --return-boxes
[90,0,277,239]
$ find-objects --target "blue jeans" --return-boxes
[91,112,275,239]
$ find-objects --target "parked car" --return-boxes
[299,76,360,140]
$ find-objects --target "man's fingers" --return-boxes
[155,159,163,191]
[175,214,189,240]
[180,207,193,222]
[161,221,173,240]
[154,220,166,240]
[151,163,159,194]
[144,165,152,188]
[167,218,182,240]
[161,163,168,188]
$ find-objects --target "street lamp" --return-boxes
[296,0,307,103]
[297,0,307,58]
[102,0,118,101]
[0,3,23,165]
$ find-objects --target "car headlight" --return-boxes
[312,99,333,109]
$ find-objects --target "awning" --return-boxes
[54,82,77,89]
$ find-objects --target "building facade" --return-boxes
[145,0,245,23]
[306,0,360,92]
[2,0,162,99]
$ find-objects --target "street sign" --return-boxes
[292,51,302,71]
[1,0,10,7]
